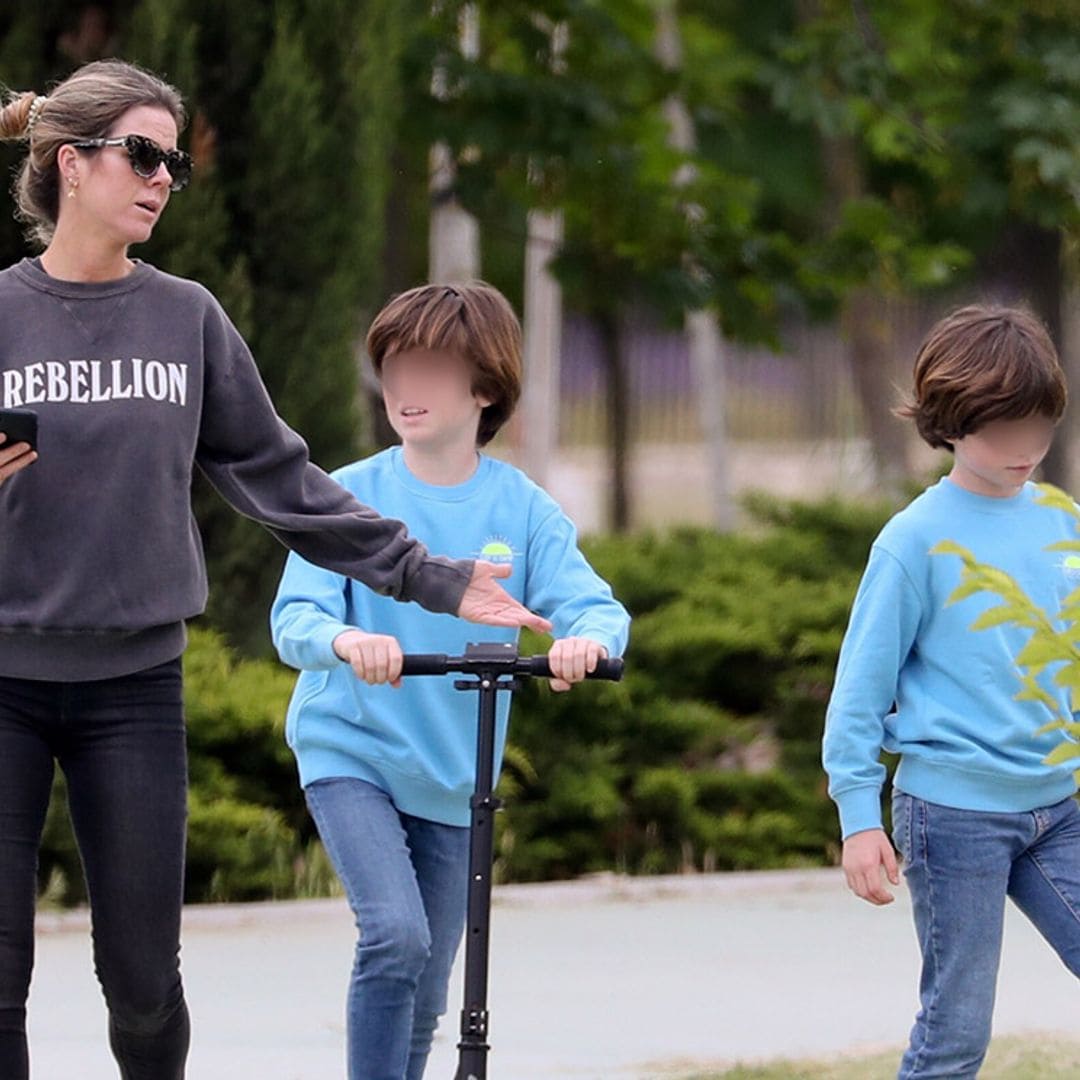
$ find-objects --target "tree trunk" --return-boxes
[428,3,480,284]
[428,141,481,283]
[520,21,568,487]
[655,0,736,528]
[1061,268,1080,496]
[793,0,910,495]
[842,287,911,494]
[819,134,910,495]
[521,208,564,486]
[685,308,736,529]
[596,308,631,530]
[979,222,1069,489]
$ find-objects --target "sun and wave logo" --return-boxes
[475,534,520,566]
[1059,554,1080,583]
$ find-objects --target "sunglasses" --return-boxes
[68,134,193,192]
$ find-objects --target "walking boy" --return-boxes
[271,282,630,1080]
[823,305,1080,1078]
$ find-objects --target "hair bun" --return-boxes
[0,91,41,142]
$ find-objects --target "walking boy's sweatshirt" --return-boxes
[271,448,631,827]
[823,477,1079,839]
[0,259,471,681]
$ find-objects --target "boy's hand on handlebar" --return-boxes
[457,562,553,634]
[333,629,404,688]
[842,828,900,906]
[0,435,36,488]
[547,637,608,692]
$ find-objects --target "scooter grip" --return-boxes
[525,655,624,681]
[400,654,451,676]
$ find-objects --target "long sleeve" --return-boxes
[524,505,630,657]
[270,550,352,672]
[823,545,923,838]
[194,300,470,615]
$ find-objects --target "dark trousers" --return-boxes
[0,659,190,1079]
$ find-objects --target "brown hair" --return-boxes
[366,282,523,447]
[0,59,186,247]
[895,304,1067,450]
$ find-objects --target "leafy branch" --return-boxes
[931,483,1080,765]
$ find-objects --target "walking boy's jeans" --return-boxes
[891,791,1080,1079]
[305,776,470,1080]
[0,659,190,1080]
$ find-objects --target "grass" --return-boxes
[671,1033,1080,1079]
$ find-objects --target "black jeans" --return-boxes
[0,659,190,1080]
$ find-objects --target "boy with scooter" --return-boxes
[271,281,630,1080]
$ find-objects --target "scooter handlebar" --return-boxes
[518,655,624,681]
[399,654,454,676]
[400,652,624,681]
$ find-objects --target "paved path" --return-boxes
[27,869,1080,1078]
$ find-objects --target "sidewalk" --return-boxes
[28,869,1080,1079]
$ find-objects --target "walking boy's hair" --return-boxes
[365,282,523,447]
[895,304,1066,451]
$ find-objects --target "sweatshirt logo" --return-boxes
[475,535,519,566]
[1061,555,1080,583]
[1,358,189,409]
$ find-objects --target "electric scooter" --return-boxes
[400,642,625,1080]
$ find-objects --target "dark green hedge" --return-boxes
[36,494,894,904]
[496,495,893,881]
[37,631,332,906]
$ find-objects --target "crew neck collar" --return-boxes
[389,445,491,501]
[936,475,1033,513]
[13,256,153,299]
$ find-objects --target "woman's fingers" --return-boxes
[0,440,36,487]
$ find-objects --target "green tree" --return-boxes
[428,1,796,529]
[196,0,421,651]
[1,1,419,652]
[760,0,1080,486]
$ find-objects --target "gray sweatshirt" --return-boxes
[0,258,471,681]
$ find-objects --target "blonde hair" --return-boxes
[366,282,523,447]
[895,305,1067,450]
[0,59,186,247]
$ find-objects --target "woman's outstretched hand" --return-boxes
[457,562,552,633]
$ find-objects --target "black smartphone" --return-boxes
[0,408,38,453]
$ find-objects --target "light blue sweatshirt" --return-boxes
[271,447,631,826]
[823,477,1079,839]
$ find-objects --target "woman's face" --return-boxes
[57,104,179,250]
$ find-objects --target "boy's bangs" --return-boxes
[974,348,1067,427]
[383,293,472,366]
[411,315,471,359]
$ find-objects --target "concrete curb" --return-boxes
[34,866,844,933]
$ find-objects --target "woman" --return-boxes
[0,59,548,1080]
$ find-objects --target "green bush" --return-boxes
[35,494,897,903]
[186,790,296,902]
[37,627,318,906]
[493,494,894,882]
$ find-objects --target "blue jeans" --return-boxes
[0,659,190,1080]
[891,791,1080,1079]
[305,777,470,1080]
